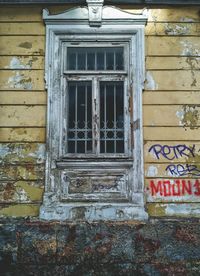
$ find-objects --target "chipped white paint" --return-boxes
[8,72,32,90]
[0,143,46,164]
[28,144,45,163]
[14,187,30,202]
[8,72,23,88]
[176,110,184,126]
[7,57,31,70]
[146,165,158,177]
[180,17,195,23]
[0,146,10,161]
[164,23,189,35]
[165,204,200,217]
[145,71,158,90]
[40,203,148,221]
[180,40,200,56]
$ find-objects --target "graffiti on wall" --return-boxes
[148,144,195,161]
[148,144,200,197]
[148,179,200,197]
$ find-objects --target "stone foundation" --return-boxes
[1,218,200,275]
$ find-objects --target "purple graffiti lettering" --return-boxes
[149,144,196,160]
[166,164,177,175]
[175,144,195,158]
[148,144,163,160]
[166,164,200,177]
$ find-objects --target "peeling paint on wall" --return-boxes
[145,71,158,90]
[16,181,43,201]
[146,165,158,177]
[180,17,195,23]
[0,181,43,203]
[182,105,199,129]
[0,143,46,164]
[8,57,29,69]
[176,110,184,125]
[176,106,199,129]
[164,23,190,35]
[14,187,30,202]
[6,57,39,70]
[0,145,10,160]
[28,144,46,163]
[180,40,200,56]
[8,72,32,90]
[165,204,200,216]
[0,165,44,181]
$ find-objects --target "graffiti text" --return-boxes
[148,144,195,160]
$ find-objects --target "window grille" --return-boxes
[65,45,129,157]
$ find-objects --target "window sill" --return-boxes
[40,201,148,221]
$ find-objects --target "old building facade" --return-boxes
[0,0,200,274]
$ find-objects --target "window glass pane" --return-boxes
[115,49,124,70]
[97,51,104,70]
[106,50,114,70]
[87,52,95,70]
[67,47,124,70]
[77,51,86,70]
[67,81,92,154]
[68,52,76,70]
[100,81,124,154]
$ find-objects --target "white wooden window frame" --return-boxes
[40,2,148,221]
[63,41,130,158]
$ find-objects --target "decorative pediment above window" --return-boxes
[43,3,148,27]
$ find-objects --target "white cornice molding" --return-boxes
[2,0,200,5]
[43,5,148,26]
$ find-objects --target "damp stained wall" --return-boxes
[0,5,200,218]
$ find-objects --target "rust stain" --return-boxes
[0,182,15,201]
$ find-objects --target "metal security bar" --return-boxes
[67,81,92,154]
[100,82,124,154]
[65,45,128,156]
[67,47,124,71]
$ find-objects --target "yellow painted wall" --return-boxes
[0,5,200,217]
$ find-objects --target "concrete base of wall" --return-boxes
[1,218,200,275]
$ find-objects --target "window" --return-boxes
[40,1,148,221]
[64,44,129,156]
